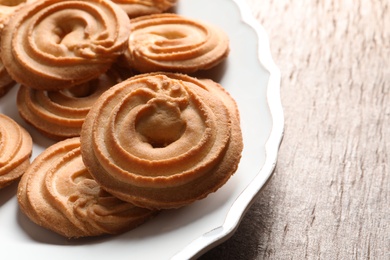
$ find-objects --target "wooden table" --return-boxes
[201,0,390,259]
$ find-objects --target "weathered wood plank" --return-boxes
[201,0,390,259]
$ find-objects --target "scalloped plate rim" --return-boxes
[171,0,284,258]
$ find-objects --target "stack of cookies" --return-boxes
[0,0,243,239]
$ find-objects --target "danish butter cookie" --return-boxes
[17,137,157,238]
[80,73,243,209]
[123,13,230,73]
[112,0,178,18]
[0,0,131,90]
[17,68,125,140]
[0,114,32,188]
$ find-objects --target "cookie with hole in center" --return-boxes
[17,137,157,238]
[80,72,243,210]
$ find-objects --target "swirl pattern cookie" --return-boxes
[112,0,178,18]
[17,67,125,140]
[0,0,131,90]
[0,114,32,188]
[17,137,157,238]
[80,73,243,209]
[123,13,230,73]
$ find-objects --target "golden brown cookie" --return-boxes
[17,137,157,238]
[17,67,126,140]
[0,0,131,91]
[0,114,32,188]
[80,73,243,209]
[122,13,230,73]
[112,0,178,18]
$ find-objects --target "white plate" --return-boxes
[0,0,283,259]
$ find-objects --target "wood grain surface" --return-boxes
[200,0,389,259]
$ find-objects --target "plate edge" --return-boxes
[171,0,284,259]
